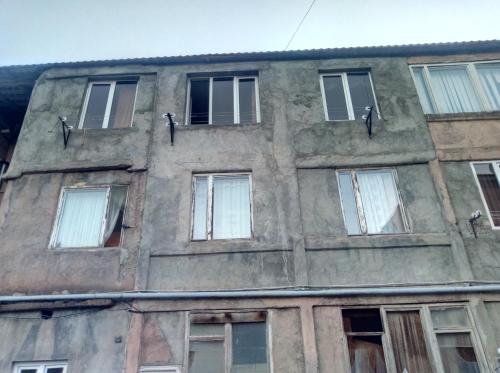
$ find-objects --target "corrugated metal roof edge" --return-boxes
[1,39,500,71]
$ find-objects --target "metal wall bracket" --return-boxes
[362,105,374,139]
[163,113,178,146]
[58,116,73,149]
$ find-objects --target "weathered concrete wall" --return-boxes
[0,308,130,373]
[0,170,145,294]
[441,162,500,281]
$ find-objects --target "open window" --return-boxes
[188,312,269,373]
[13,362,67,373]
[49,185,127,249]
[79,80,138,129]
[187,76,260,125]
[337,168,408,235]
[471,161,500,228]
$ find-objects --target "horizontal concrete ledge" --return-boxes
[295,151,436,169]
[151,243,290,256]
[305,233,451,250]
[2,284,500,304]
[426,111,500,122]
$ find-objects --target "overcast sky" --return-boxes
[0,0,498,66]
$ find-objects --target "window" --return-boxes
[80,80,138,128]
[187,76,260,125]
[192,173,252,240]
[139,367,180,373]
[430,307,481,373]
[471,161,500,228]
[13,362,67,373]
[188,313,269,373]
[49,185,127,248]
[337,169,407,235]
[320,72,379,121]
[411,62,500,114]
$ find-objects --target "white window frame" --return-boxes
[336,168,409,236]
[185,76,261,125]
[13,361,67,373]
[470,160,500,229]
[139,367,180,373]
[319,71,381,121]
[49,185,128,249]
[191,172,253,241]
[78,80,138,129]
[409,60,500,114]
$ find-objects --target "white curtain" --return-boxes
[356,170,404,234]
[477,63,500,110]
[103,186,127,243]
[412,67,435,114]
[429,66,481,113]
[54,188,108,248]
[212,175,251,239]
[192,177,209,240]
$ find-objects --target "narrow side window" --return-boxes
[472,162,500,227]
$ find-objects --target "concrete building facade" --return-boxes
[0,40,500,373]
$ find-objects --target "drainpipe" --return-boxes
[1,284,500,304]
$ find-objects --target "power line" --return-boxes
[284,0,317,51]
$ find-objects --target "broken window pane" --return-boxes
[473,162,500,226]
[386,311,433,373]
[190,323,225,336]
[232,322,269,373]
[108,81,137,128]
[188,340,225,373]
[347,73,377,120]
[342,309,383,333]
[192,176,208,240]
[437,333,480,373]
[239,78,257,124]
[190,79,210,124]
[82,83,110,128]
[103,185,127,247]
[431,308,469,329]
[338,172,362,235]
[323,75,349,120]
[212,77,234,124]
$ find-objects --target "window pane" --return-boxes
[347,335,387,373]
[190,323,225,336]
[188,340,225,373]
[108,81,137,128]
[412,67,435,114]
[431,308,469,329]
[46,369,64,373]
[19,370,38,373]
[473,163,500,226]
[322,75,349,120]
[477,63,500,110]
[212,175,251,239]
[437,333,480,373]
[54,188,108,248]
[342,309,383,333]
[192,176,208,240]
[232,322,269,373]
[213,77,234,124]
[338,172,362,235]
[190,79,210,124]
[356,170,405,234]
[428,66,482,113]
[82,83,110,128]
[104,185,127,247]
[347,73,377,120]
[239,78,257,124]
[386,311,433,373]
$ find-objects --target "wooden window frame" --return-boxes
[13,361,68,373]
[319,71,381,121]
[185,76,261,125]
[49,185,129,249]
[336,168,410,236]
[470,160,500,229]
[409,60,500,114]
[191,172,253,241]
[78,80,138,129]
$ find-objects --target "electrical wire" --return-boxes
[284,0,317,51]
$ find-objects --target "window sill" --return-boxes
[178,122,262,130]
[425,111,500,122]
[49,246,123,252]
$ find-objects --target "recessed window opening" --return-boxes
[80,80,138,129]
[320,72,380,121]
[471,161,500,228]
[49,185,128,249]
[187,76,260,125]
[13,362,67,373]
